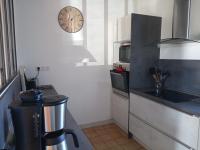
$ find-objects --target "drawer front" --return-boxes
[112,93,129,131]
[130,114,190,150]
[130,93,199,149]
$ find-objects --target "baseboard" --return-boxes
[80,119,114,129]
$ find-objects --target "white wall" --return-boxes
[132,0,200,60]
[15,0,200,125]
[132,0,174,39]
[14,0,129,125]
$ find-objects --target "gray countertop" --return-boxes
[38,85,93,150]
[130,89,200,117]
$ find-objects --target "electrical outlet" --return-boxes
[36,66,50,71]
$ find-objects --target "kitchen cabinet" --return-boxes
[190,0,200,41]
[132,0,174,39]
[130,114,190,150]
[117,15,131,42]
[111,92,129,132]
[129,93,199,150]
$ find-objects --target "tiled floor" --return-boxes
[83,123,146,150]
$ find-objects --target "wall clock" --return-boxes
[58,6,84,33]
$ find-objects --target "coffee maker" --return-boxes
[9,90,79,150]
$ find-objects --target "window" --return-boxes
[0,0,17,90]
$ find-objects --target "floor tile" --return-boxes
[83,123,146,150]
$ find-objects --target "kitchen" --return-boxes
[1,0,200,150]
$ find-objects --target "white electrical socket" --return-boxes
[36,66,50,71]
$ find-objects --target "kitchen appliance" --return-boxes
[160,0,200,44]
[43,95,67,133]
[111,42,130,97]
[119,43,131,63]
[9,90,79,150]
[110,68,129,97]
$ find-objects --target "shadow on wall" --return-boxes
[55,0,107,68]
[16,0,132,69]
[55,45,97,67]
[15,0,130,124]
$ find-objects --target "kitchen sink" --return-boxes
[145,89,199,103]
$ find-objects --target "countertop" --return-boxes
[37,85,93,150]
[130,88,200,117]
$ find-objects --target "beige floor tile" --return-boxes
[93,143,108,150]
[114,137,132,145]
[121,142,141,150]
[90,136,105,145]
[104,140,118,147]
[85,131,99,138]
[105,144,123,150]
[95,129,109,136]
[83,123,146,150]
[100,135,113,142]
[110,132,122,139]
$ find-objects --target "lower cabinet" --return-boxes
[130,93,199,149]
[129,114,190,150]
[111,92,129,132]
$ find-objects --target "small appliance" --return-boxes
[110,64,129,97]
[9,90,79,150]
[119,43,131,63]
[110,42,131,97]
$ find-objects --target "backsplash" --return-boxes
[129,14,161,90]
[159,59,200,96]
[0,76,21,149]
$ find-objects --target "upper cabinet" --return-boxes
[117,15,131,42]
[132,0,174,39]
[190,0,200,41]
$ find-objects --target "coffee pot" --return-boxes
[9,89,79,150]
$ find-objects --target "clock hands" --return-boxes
[58,6,84,33]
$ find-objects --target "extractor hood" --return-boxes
[160,0,200,44]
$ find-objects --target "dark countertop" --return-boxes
[38,85,93,150]
[130,88,200,117]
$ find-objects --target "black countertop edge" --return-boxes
[130,88,200,117]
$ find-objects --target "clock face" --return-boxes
[58,6,84,33]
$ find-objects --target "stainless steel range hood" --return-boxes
[160,0,200,44]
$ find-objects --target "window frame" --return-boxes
[0,0,17,99]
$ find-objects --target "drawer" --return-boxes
[130,93,199,149]
[112,93,129,131]
[130,114,190,150]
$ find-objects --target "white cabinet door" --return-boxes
[112,92,129,131]
[130,114,190,150]
[190,0,200,40]
[117,15,131,42]
[130,93,199,149]
[129,114,152,149]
